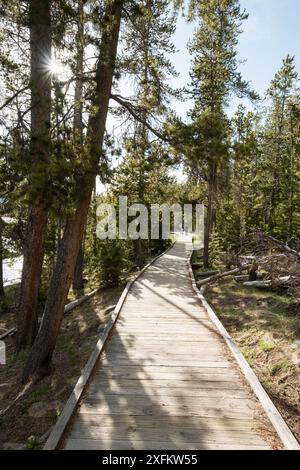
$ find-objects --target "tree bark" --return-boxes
[248,262,258,281]
[73,243,84,297]
[17,0,51,350]
[203,164,217,268]
[72,0,85,298]
[22,0,123,381]
[0,218,5,299]
[133,238,144,270]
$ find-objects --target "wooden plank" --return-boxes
[108,338,220,345]
[64,438,269,450]
[74,413,255,430]
[97,365,232,373]
[99,358,229,368]
[86,386,247,399]
[93,373,237,383]
[106,339,222,347]
[78,393,254,416]
[105,345,223,353]
[116,318,209,322]
[102,350,226,358]
[105,346,225,355]
[78,404,254,420]
[114,333,218,340]
[114,324,215,329]
[69,425,267,446]
[94,368,237,381]
[89,378,245,391]
[82,394,253,410]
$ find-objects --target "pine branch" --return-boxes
[0,85,30,111]
[110,93,167,141]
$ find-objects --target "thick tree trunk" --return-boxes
[203,165,216,268]
[72,2,85,297]
[0,218,5,299]
[17,0,51,350]
[73,243,84,297]
[17,206,47,347]
[22,0,123,381]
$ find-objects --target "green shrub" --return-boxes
[99,240,125,287]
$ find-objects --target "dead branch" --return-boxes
[255,230,300,258]
[196,267,241,287]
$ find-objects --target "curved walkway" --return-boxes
[62,237,279,450]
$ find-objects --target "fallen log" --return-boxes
[243,276,291,289]
[196,267,240,287]
[0,327,17,340]
[191,263,203,270]
[239,255,256,261]
[64,288,99,314]
[243,280,272,289]
[235,273,263,282]
[196,270,219,278]
[234,275,249,282]
[273,276,292,287]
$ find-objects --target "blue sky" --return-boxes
[170,0,300,117]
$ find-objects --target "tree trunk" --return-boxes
[0,218,5,299]
[22,0,123,382]
[17,0,51,350]
[73,243,84,297]
[248,263,258,281]
[203,165,216,268]
[72,0,85,298]
[133,238,144,270]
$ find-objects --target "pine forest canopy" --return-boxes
[0,0,299,381]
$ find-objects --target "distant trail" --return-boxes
[57,235,286,450]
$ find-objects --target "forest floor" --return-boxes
[205,278,300,444]
[0,284,124,449]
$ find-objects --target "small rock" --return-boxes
[27,400,63,418]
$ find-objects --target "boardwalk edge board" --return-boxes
[44,242,175,450]
[188,248,300,450]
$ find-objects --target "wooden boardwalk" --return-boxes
[62,237,279,450]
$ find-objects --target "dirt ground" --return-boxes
[205,278,300,444]
[0,285,123,449]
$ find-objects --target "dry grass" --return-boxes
[206,278,300,444]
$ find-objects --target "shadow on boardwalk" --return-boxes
[62,239,272,450]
